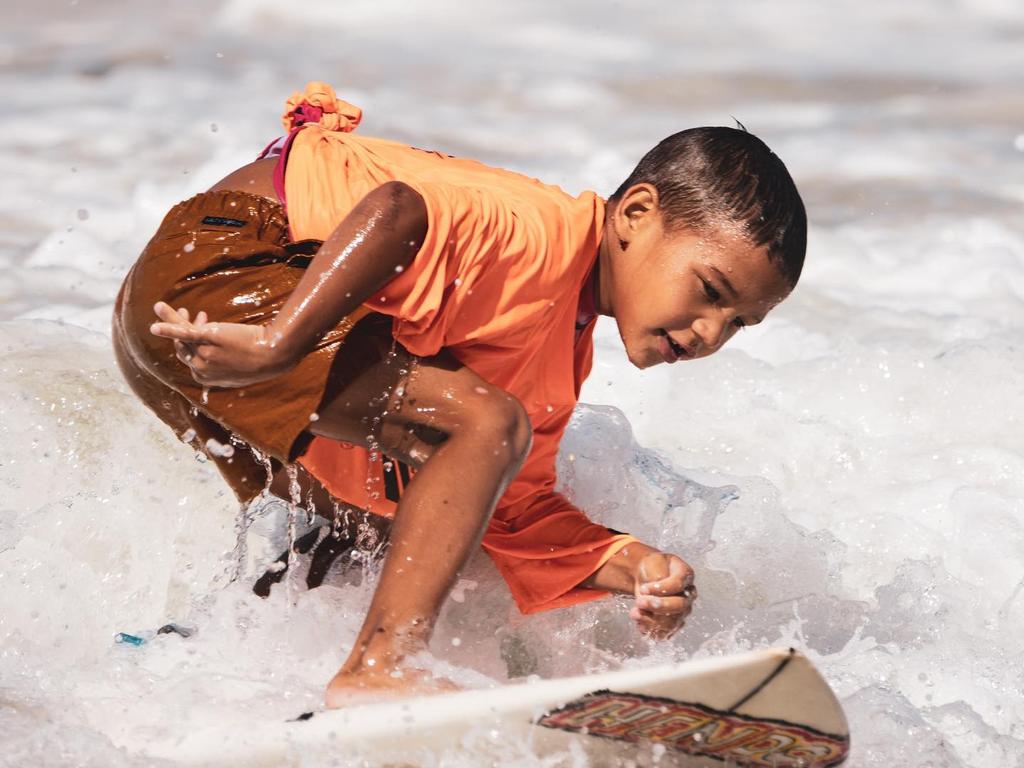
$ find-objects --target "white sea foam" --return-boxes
[2,0,1023,765]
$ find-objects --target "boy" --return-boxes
[120,82,804,706]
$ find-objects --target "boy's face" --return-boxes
[605,185,792,369]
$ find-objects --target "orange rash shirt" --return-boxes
[277,83,639,614]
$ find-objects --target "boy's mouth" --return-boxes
[656,329,691,363]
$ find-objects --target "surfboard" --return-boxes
[146,647,849,766]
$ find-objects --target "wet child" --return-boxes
[114,82,804,706]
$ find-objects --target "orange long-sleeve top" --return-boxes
[275,83,638,613]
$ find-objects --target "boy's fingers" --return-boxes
[153,301,188,324]
[150,321,205,342]
[635,594,694,617]
[650,623,683,641]
[195,344,218,362]
[174,340,193,364]
[669,555,693,581]
[641,557,695,597]
[196,310,208,325]
[175,339,216,364]
[151,319,222,345]
[631,608,684,639]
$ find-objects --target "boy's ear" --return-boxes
[612,183,660,245]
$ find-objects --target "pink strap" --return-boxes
[272,127,304,217]
[255,127,304,237]
[256,136,282,160]
[257,92,355,235]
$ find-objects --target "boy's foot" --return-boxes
[324,667,460,709]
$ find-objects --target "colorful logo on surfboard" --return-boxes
[536,689,849,767]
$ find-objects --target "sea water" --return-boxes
[1,0,1022,765]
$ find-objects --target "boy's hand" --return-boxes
[149,302,292,388]
[631,551,697,640]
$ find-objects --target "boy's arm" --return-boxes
[580,540,697,640]
[151,181,428,387]
[482,405,698,639]
[267,181,427,363]
[483,485,696,639]
[578,540,662,593]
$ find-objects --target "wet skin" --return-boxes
[147,169,791,704]
[594,183,793,369]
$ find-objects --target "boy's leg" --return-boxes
[113,319,272,503]
[308,344,532,704]
[118,299,392,592]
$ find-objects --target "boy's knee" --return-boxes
[506,398,533,462]
[475,395,532,466]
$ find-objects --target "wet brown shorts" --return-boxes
[112,189,378,463]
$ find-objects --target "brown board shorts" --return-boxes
[112,189,380,466]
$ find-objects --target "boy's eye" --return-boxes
[701,279,721,303]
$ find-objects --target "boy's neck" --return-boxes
[577,263,598,327]
[592,208,614,318]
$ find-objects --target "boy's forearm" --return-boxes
[579,540,660,594]
[268,181,428,362]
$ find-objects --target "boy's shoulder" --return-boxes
[343,131,601,219]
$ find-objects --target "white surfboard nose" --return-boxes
[150,646,849,767]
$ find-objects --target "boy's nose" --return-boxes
[692,317,727,353]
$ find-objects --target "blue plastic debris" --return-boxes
[114,632,148,646]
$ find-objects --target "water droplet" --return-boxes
[451,637,461,646]
[210,123,219,133]
[204,438,235,458]
[76,208,89,221]
[183,241,196,253]
[308,412,319,422]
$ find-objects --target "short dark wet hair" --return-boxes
[611,127,807,287]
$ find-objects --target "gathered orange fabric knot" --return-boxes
[282,81,362,133]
